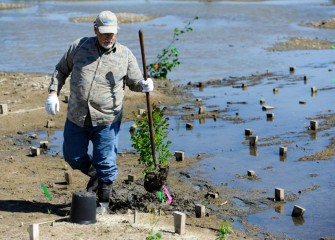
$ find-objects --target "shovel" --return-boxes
[139,30,169,193]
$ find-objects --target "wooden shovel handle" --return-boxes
[139,30,158,169]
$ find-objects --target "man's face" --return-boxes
[95,27,117,49]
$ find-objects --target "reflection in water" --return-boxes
[279,155,287,162]
[308,131,318,140]
[249,146,258,156]
[199,118,205,124]
[279,146,287,161]
[275,204,284,214]
[266,112,274,121]
[291,216,305,226]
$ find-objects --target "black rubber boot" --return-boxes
[85,166,98,193]
[97,181,113,203]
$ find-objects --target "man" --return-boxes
[45,10,154,204]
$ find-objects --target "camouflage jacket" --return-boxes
[48,37,144,127]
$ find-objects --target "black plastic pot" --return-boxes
[69,191,97,224]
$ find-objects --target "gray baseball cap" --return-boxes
[95,11,118,34]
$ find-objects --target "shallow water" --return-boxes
[2,0,335,239]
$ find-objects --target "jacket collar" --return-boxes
[95,38,117,54]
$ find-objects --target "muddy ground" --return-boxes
[0,71,284,240]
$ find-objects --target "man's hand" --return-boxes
[141,78,154,92]
[45,93,60,115]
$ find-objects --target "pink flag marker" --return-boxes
[162,184,173,204]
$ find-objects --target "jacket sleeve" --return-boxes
[48,38,85,94]
[125,49,144,92]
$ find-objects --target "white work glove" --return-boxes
[141,78,154,92]
[45,93,60,115]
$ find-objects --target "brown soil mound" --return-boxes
[70,13,157,24]
[302,18,335,29]
[267,37,335,51]
[0,2,28,10]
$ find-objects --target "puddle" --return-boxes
[248,185,335,239]
[231,197,251,212]
[2,0,335,238]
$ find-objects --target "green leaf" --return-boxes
[40,182,52,201]
[146,16,198,79]
[131,104,173,173]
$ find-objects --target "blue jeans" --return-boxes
[63,119,120,184]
